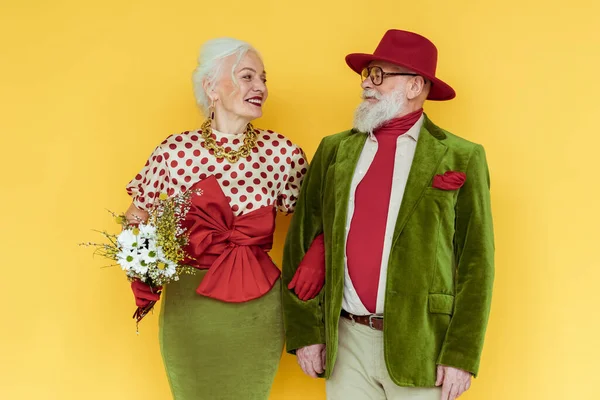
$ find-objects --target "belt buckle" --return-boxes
[368,314,383,330]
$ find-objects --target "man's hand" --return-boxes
[435,365,472,400]
[296,344,326,378]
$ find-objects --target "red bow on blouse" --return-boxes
[181,176,281,303]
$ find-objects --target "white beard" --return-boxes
[353,87,408,134]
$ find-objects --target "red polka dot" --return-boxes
[146,203,152,209]
[259,156,266,163]
[286,140,292,146]
[164,153,170,160]
[177,169,185,175]
[258,141,265,147]
[191,135,199,141]
[283,174,288,181]
[153,181,159,188]
[221,137,229,144]
[222,180,230,186]
[301,168,307,174]
[175,136,183,142]
[262,188,268,194]
[135,174,142,180]
[266,149,273,156]
[226,196,232,203]
[233,139,240,145]
[184,176,192,183]
[215,173,223,179]
[239,163,246,170]
[237,180,246,186]
[274,173,280,180]
[255,194,262,201]
[272,141,279,147]
[240,195,247,202]
[199,173,208,180]
[167,188,175,196]
[181,185,187,191]
[246,156,252,162]
[194,149,201,157]
[159,169,166,176]
[280,165,286,172]
[262,135,270,140]
[223,164,232,171]
[277,182,282,189]
[224,146,232,152]
[208,165,216,172]
[217,157,224,163]
[260,172,267,179]
[232,188,239,194]
[286,157,292,164]
[169,144,177,150]
[165,177,170,183]
[231,171,238,178]
[171,160,178,168]
[232,204,239,212]
[245,171,253,178]
[157,155,164,163]
[267,165,274,172]
[271,190,276,196]
[253,178,261,185]
[186,159,193,166]
[201,157,208,165]
[247,203,254,209]
[274,156,280,163]
[296,171,303,178]
[178,151,185,158]
[280,148,287,155]
[267,182,273,188]
[298,158,306,165]
[290,177,295,183]
[172,178,178,185]
[185,143,192,149]
[277,134,285,139]
[252,147,259,153]
[152,167,157,174]
[192,166,200,173]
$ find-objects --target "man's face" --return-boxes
[361,60,413,102]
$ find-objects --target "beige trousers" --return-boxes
[326,317,441,400]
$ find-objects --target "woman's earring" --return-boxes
[209,99,215,122]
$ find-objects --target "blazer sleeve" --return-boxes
[282,139,328,353]
[437,144,495,376]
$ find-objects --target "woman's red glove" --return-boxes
[288,233,325,301]
[131,280,162,308]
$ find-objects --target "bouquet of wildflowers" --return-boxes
[81,190,199,330]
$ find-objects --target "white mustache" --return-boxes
[361,90,382,100]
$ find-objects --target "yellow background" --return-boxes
[1,0,598,399]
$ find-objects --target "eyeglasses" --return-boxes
[361,66,419,86]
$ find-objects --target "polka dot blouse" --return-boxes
[126,127,308,216]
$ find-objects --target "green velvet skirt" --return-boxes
[159,270,284,400]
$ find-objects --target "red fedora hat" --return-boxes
[346,29,455,101]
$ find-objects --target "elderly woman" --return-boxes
[124,38,324,399]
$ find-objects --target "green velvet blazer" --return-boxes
[282,115,495,387]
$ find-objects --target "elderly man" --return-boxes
[282,29,495,400]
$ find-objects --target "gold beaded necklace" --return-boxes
[200,119,258,163]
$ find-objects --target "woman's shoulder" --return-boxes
[153,129,204,154]
[255,128,304,155]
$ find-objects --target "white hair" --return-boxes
[353,86,408,134]
[191,37,259,115]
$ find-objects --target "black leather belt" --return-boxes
[340,310,384,331]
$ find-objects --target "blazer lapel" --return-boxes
[392,119,448,244]
[331,131,368,275]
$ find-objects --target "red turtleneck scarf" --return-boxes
[346,108,423,313]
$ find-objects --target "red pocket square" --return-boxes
[432,171,466,190]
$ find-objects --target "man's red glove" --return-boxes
[288,233,325,301]
[131,280,162,308]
